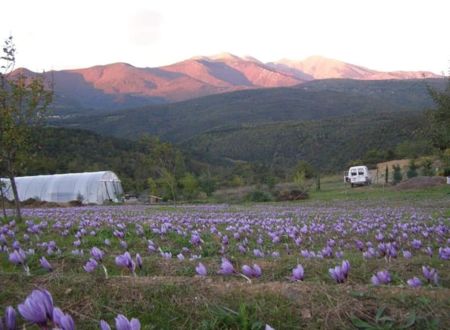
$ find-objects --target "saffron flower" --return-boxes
[1,306,16,330]
[371,270,391,285]
[40,256,53,272]
[18,289,54,327]
[52,307,75,330]
[136,254,143,269]
[241,264,262,278]
[422,266,439,285]
[218,258,235,275]
[115,252,136,275]
[329,260,350,283]
[291,264,305,281]
[407,277,422,288]
[115,314,141,330]
[438,247,450,260]
[83,258,98,273]
[100,320,112,330]
[8,249,26,265]
[195,262,207,276]
[90,247,104,261]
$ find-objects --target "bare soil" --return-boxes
[395,176,447,190]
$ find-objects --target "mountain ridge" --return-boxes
[13,54,441,114]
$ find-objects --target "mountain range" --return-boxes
[14,54,440,114]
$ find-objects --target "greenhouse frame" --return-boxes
[0,171,123,205]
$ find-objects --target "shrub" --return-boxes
[245,190,273,202]
[392,164,403,184]
[406,159,418,179]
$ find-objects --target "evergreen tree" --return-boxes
[406,159,418,179]
[392,164,402,184]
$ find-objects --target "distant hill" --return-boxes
[12,54,441,114]
[56,78,444,143]
[183,111,427,171]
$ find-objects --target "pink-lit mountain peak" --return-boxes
[274,55,438,80]
[14,54,441,106]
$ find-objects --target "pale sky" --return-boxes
[1,0,449,74]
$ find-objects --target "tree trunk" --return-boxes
[8,175,22,221]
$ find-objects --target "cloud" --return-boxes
[128,10,162,46]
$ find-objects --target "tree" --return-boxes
[406,159,418,179]
[420,157,434,176]
[292,160,315,179]
[392,164,402,185]
[0,36,52,221]
[180,173,199,201]
[426,77,450,152]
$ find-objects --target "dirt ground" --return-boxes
[395,176,447,190]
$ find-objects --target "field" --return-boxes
[0,184,449,329]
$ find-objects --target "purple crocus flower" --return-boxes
[115,252,136,273]
[195,262,207,276]
[18,289,54,327]
[402,250,412,259]
[253,249,264,258]
[190,233,202,246]
[120,240,128,249]
[40,256,53,272]
[371,270,391,286]
[12,240,21,250]
[8,249,26,265]
[407,277,422,288]
[329,266,346,283]
[241,264,262,278]
[301,250,312,258]
[341,260,350,279]
[53,307,75,330]
[218,258,235,275]
[136,254,143,269]
[291,265,304,281]
[90,247,104,261]
[115,314,141,330]
[252,264,262,277]
[100,320,112,330]
[241,265,253,277]
[411,239,422,249]
[83,258,98,273]
[422,266,439,285]
[438,247,450,260]
[2,306,16,330]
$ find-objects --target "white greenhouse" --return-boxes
[0,171,123,205]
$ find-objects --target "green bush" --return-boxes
[392,164,403,184]
[245,190,273,202]
[406,159,418,179]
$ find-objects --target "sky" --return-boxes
[1,0,449,74]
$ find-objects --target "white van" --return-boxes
[346,166,371,187]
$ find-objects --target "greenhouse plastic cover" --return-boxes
[0,171,123,204]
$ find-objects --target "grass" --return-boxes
[0,190,449,329]
[308,175,450,204]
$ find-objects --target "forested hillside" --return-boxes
[57,78,444,142]
[184,111,427,171]
[23,128,194,193]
